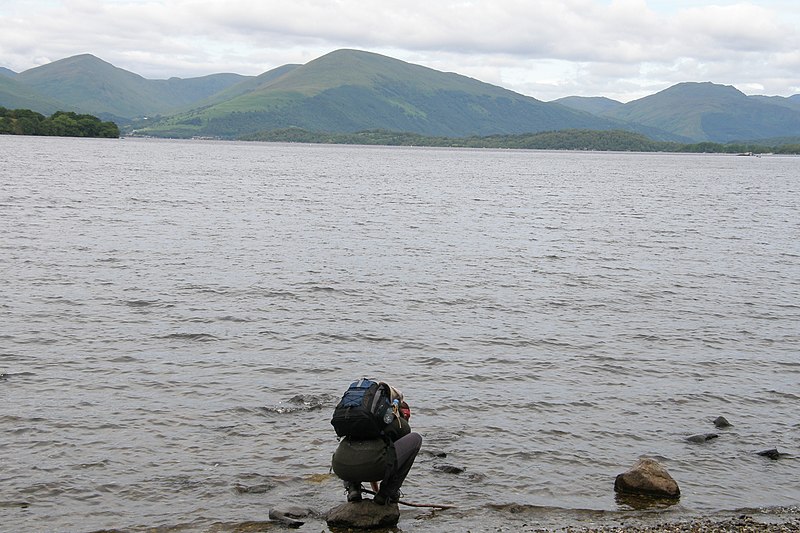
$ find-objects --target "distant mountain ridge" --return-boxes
[146,49,634,139]
[554,96,624,116]
[3,50,800,142]
[13,54,251,121]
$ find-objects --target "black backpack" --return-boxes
[331,378,392,440]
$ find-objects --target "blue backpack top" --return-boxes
[331,378,393,440]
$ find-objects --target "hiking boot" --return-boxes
[343,481,362,502]
[373,488,401,505]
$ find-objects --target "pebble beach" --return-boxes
[528,515,800,533]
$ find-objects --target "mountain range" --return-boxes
[2,49,800,143]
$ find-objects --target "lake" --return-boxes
[1,135,798,532]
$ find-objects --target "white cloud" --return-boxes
[0,0,798,101]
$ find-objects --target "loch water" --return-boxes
[1,135,798,532]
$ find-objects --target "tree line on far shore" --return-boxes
[0,108,119,138]
[240,127,800,154]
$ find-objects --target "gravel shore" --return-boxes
[560,515,800,533]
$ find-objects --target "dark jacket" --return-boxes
[331,416,411,482]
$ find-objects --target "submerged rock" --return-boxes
[686,433,719,443]
[614,458,680,498]
[433,463,465,474]
[268,505,313,528]
[326,500,400,528]
[757,448,783,460]
[713,416,732,428]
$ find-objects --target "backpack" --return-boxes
[331,378,392,440]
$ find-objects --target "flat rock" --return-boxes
[326,500,400,529]
[614,458,680,498]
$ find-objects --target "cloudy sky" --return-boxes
[1,0,799,102]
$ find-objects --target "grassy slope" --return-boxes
[0,74,67,114]
[553,96,624,115]
[606,82,800,142]
[142,49,628,138]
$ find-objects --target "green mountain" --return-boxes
[7,51,800,143]
[14,54,250,120]
[553,96,624,115]
[604,82,800,142]
[185,64,301,110]
[0,73,69,114]
[139,49,629,138]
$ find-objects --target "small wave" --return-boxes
[767,390,800,400]
[0,371,36,380]
[123,299,166,308]
[158,333,219,342]
[218,315,252,323]
[261,394,333,414]
[308,285,337,293]
[416,356,447,366]
[109,355,140,363]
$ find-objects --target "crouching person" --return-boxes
[331,379,422,505]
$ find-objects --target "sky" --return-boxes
[1,0,799,102]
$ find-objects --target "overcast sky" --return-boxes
[1,0,799,102]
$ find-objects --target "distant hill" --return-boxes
[14,54,250,119]
[750,94,800,113]
[0,73,68,114]
[604,82,800,142]
[5,51,800,143]
[177,63,301,111]
[139,49,635,138]
[553,96,624,115]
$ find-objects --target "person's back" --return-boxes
[330,379,422,504]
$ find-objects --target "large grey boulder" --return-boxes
[614,458,680,498]
[326,500,400,529]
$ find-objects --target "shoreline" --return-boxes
[562,516,800,533]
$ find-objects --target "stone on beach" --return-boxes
[326,500,400,529]
[614,458,680,498]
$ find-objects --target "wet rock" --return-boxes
[423,449,448,458]
[686,433,718,443]
[713,416,732,428]
[233,483,272,494]
[614,458,680,498]
[467,472,487,482]
[433,463,465,474]
[757,448,783,460]
[326,500,399,529]
[268,505,312,528]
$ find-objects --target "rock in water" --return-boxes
[326,500,400,528]
[614,458,680,498]
[713,416,732,428]
[757,448,781,460]
[268,505,312,528]
[686,433,718,443]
